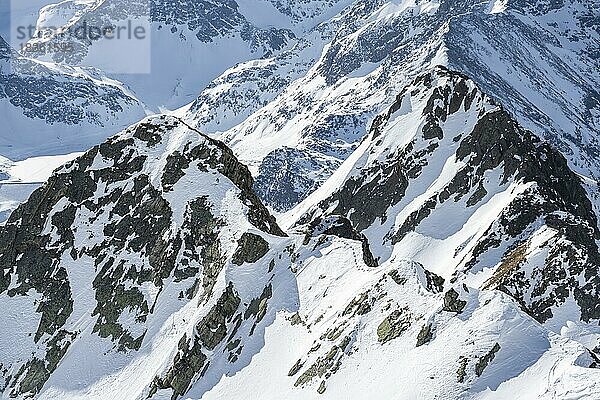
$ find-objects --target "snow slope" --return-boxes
[1,112,598,400]
[199,240,600,400]
[289,67,600,339]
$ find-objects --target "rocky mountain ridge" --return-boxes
[289,66,600,329]
[1,68,600,399]
[0,115,293,398]
[179,0,600,213]
[0,1,600,399]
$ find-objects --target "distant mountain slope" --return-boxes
[181,0,600,213]
[27,0,352,109]
[0,35,146,160]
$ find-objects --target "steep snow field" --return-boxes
[199,242,600,400]
[1,1,600,399]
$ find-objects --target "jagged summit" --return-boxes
[1,1,600,399]
[289,66,600,327]
[0,115,293,398]
[181,0,599,213]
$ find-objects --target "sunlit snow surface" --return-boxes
[0,0,599,399]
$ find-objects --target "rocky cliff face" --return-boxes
[0,115,295,399]
[290,67,600,330]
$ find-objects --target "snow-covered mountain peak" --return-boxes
[0,114,293,398]
[178,0,599,217]
[289,66,600,330]
[1,1,600,399]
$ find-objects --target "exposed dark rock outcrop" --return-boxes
[294,67,600,327]
[442,289,467,314]
[475,343,501,376]
[377,308,412,344]
[197,283,241,350]
[416,323,434,347]
[0,115,286,398]
[232,233,270,265]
